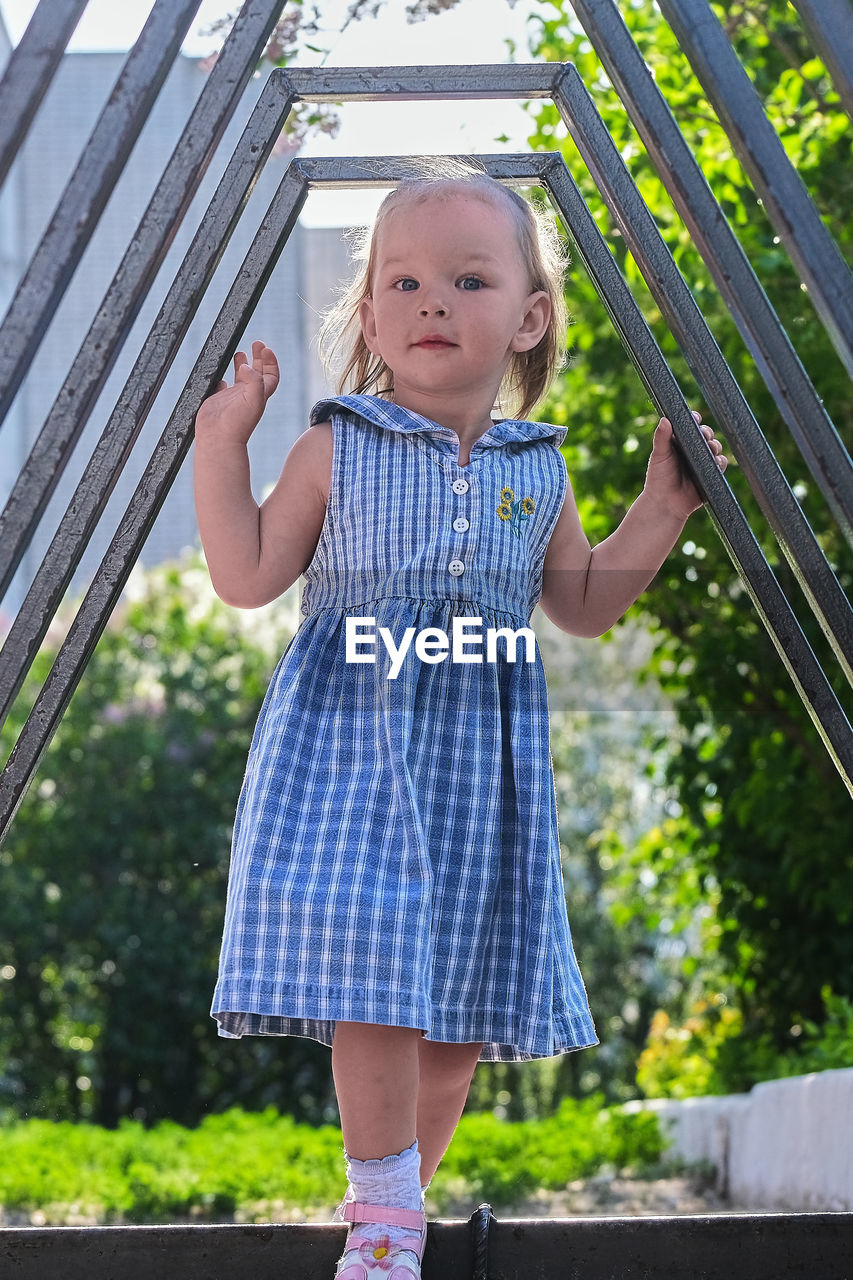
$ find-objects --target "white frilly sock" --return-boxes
[343,1139,423,1251]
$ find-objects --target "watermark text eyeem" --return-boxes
[346,616,536,679]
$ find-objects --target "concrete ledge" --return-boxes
[628,1068,853,1211]
[1,1214,853,1280]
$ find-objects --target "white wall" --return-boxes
[626,1068,853,1211]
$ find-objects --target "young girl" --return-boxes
[193,159,727,1279]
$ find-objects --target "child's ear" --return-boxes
[511,291,551,353]
[359,296,379,354]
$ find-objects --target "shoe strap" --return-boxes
[341,1201,425,1230]
[345,1230,424,1254]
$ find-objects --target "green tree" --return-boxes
[525,0,853,1066]
[0,554,337,1127]
[1,554,684,1124]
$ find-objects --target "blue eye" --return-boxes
[459,276,484,290]
[395,278,418,291]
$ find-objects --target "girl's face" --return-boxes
[359,192,550,423]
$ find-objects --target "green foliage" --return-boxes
[0,553,336,1128]
[527,0,853,1055]
[2,551,687,1126]
[636,987,853,1099]
[443,1096,665,1207]
[466,623,687,1115]
[635,994,745,1099]
[0,1100,666,1223]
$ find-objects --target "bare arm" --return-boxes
[539,411,728,638]
[193,341,330,608]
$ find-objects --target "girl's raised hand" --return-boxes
[644,409,729,522]
[195,340,280,446]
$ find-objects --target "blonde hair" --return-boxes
[317,157,571,420]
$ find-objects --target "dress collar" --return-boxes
[309,393,567,451]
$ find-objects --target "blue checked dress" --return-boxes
[210,394,598,1062]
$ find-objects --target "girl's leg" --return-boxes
[331,1021,421,1159]
[330,1023,483,1186]
[416,1038,484,1186]
[331,1022,427,1274]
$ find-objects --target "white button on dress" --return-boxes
[448,559,465,576]
[453,516,470,532]
[452,478,469,494]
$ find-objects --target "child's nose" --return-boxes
[419,295,447,317]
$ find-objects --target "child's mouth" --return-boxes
[416,338,455,349]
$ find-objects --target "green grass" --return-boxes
[0,1098,666,1224]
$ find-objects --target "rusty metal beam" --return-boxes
[791,0,853,122]
[0,0,89,190]
[0,159,310,838]
[0,0,202,431]
[0,1210,852,1279]
[0,0,292,603]
[656,0,853,378]
[0,71,296,733]
[552,66,853,698]
[2,151,852,844]
[565,0,853,548]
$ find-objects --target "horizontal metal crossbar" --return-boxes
[281,63,560,101]
[294,153,548,186]
[656,0,853,378]
[1,1210,853,1279]
[565,0,853,548]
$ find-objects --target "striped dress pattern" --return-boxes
[210,394,598,1062]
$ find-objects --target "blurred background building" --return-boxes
[0,13,353,621]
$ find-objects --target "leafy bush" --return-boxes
[0,553,335,1129]
[0,1101,666,1223]
[637,987,853,1099]
[636,995,743,1099]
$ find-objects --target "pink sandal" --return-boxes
[333,1200,428,1279]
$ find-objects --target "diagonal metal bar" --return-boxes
[656,0,853,378]
[790,0,853,123]
[0,0,202,432]
[0,71,296,729]
[0,162,310,842]
[284,63,559,101]
[564,0,853,548]
[0,0,89,191]
[536,151,853,794]
[0,0,290,605]
[553,66,853,693]
[2,152,851,838]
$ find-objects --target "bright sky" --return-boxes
[0,0,554,226]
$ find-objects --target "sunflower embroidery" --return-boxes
[496,486,535,539]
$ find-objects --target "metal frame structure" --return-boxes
[1,0,852,851]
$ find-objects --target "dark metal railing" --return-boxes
[1,1207,853,1278]
[0,0,89,188]
[564,0,853,547]
[656,0,853,378]
[1,8,851,844]
[791,0,853,121]
[0,0,292,606]
[0,0,203,427]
